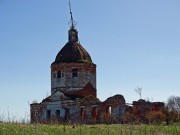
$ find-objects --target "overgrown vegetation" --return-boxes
[122,106,180,125]
[122,95,180,125]
[78,59,93,64]
[1,96,179,134]
[0,123,179,135]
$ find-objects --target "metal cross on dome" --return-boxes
[68,0,77,29]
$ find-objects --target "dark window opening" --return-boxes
[80,108,84,119]
[57,71,64,78]
[57,71,61,78]
[56,110,60,119]
[46,110,51,119]
[72,69,78,77]
[92,107,97,120]
[65,108,70,120]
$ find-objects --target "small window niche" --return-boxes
[46,110,51,119]
[57,71,61,78]
[65,108,70,120]
[72,69,78,77]
[57,71,64,78]
[80,108,84,120]
[56,110,60,119]
[92,107,97,120]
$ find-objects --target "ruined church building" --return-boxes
[30,2,125,124]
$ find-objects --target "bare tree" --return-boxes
[167,96,180,113]
[135,87,142,99]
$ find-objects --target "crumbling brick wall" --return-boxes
[130,99,165,122]
[51,63,96,97]
[30,94,126,124]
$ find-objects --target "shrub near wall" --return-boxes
[147,111,165,124]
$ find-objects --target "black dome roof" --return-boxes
[52,41,92,64]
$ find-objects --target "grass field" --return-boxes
[0,123,179,135]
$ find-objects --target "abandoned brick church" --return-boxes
[30,5,125,124]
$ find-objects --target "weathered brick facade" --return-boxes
[124,99,165,123]
[132,99,164,117]
[30,94,125,124]
[51,63,96,97]
[30,22,126,124]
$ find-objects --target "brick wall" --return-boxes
[51,63,96,96]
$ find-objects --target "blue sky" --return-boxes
[0,0,180,120]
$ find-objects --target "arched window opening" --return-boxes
[80,108,84,120]
[92,107,97,121]
[72,69,78,77]
[46,110,51,120]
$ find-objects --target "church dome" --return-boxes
[53,41,92,64]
